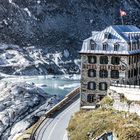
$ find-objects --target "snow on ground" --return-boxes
[37,0,41,4]
[9,121,30,139]
[3,19,8,25]
[8,0,19,8]
[61,74,81,80]
[58,83,80,90]
[0,82,59,139]
[24,8,32,17]
[53,52,62,66]
[0,44,80,75]
[0,50,30,66]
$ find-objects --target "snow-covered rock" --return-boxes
[0,82,59,139]
[0,44,80,75]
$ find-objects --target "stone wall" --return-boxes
[107,86,140,116]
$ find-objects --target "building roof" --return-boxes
[112,25,140,41]
[80,25,140,55]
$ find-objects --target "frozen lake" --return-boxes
[1,74,80,99]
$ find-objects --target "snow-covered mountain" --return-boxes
[0,0,139,75]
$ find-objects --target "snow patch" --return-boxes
[63,49,69,58]
[9,121,30,139]
[9,0,19,8]
[62,74,81,80]
[37,0,41,4]
[3,19,8,25]
[58,83,80,90]
[53,52,62,66]
[24,8,32,17]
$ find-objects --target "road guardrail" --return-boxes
[30,86,80,140]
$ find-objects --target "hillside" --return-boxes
[0,0,140,75]
[68,109,140,140]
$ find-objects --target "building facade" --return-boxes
[80,25,140,107]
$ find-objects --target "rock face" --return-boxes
[0,0,139,46]
[0,82,58,139]
[0,44,80,75]
[0,0,140,75]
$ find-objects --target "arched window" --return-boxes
[111,70,119,78]
[87,94,95,103]
[114,43,119,51]
[99,82,108,91]
[103,43,108,51]
[90,39,96,50]
[87,82,96,90]
[134,68,137,76]
[88,56,97,64]
[128,70,130,78]
[99,70,108,78]
[131,69,133,77]
[88,69,96,77]
[100,56,108,64]
[111,57,120,65]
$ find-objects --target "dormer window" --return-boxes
[104,32,111,39]
[114,43,119,51]
[90,39,96,50]
[103,43,108,51]
[133,41,137,50]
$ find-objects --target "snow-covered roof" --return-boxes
[80,25,140,55]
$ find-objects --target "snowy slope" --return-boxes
[0,44,80,75]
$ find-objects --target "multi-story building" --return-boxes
[80,25,140,108]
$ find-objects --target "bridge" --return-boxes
[27,86,80,140]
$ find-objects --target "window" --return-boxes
[131,69,133,77]
[104,32,111,39]
[88,69,96,77]
[99,70,108,78]
[99,82,108,91]
[103,43,108,51]
[134,56,136,63]
[87,94,96,103]
[88,56,97,64]
[111,57,120,65]
[128,42,132,51]
[87,82,96,90]
[100,56,108,64]
[111,70,119,78]
[128,70,130,78]
[114,43,119,51]
[134,68,137,76]
[133,42,137,50]
[90,39,96,50]
[129,56,131,65]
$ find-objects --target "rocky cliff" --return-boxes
[0,0,140,75]
[0,82,58,140]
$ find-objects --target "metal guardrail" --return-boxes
[30,86,80,140]
[110,79,140,89]
[111,83,140,89]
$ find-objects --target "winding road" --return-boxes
[34,95,80,140]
